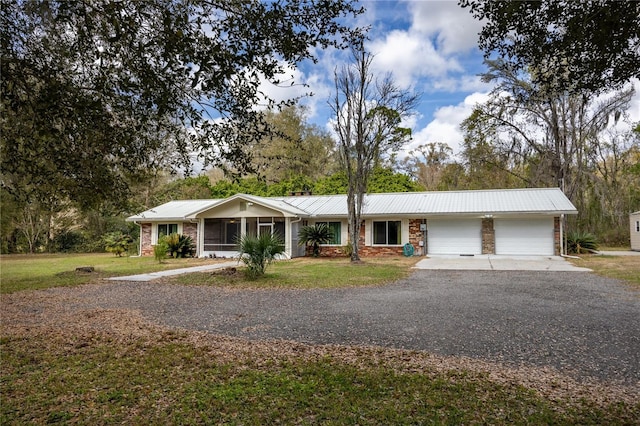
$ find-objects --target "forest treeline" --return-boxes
[2,103,638,254]
[2,1,639,254]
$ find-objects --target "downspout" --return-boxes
[131,221,142,257]
[559,214,580,259]
[288,216,303,259]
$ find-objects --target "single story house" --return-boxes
[127,187,578,258]
[631,211,640,251]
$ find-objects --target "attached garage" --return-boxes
[494,218,554,255]
[427,219,482,255]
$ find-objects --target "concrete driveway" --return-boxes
[414,255,592,271]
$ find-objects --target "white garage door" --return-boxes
[494,218,554,255]
[427,219,482,255]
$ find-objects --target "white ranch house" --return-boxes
[127,188,578,258]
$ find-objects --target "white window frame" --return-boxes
[153,223,181,244]
[372,220,402,246]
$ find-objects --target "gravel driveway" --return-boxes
[72,270,639,385]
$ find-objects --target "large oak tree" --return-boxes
[1,0,364,211]
[460,0,640,95]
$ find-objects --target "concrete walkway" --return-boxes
[108,261,238,282]
[414,255,592,271]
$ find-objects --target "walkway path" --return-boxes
[108,261,237,282]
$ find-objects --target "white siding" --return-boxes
[495,218,554,255]
[427,219,482,255]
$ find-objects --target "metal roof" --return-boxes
[128,199,222,221]
[128,188,577,221]
[278,188,577,216]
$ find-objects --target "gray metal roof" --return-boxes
[128,188,577,221]
[278,188,577,217]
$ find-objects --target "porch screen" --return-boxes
[204,219,240,250]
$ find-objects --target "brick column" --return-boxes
[481,218,495,254]
[140,223,153,256]
[183,222,198,256]
[554,217,561,255]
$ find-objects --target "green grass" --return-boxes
[2,253,638,423]
[569,254,640,287]
[0,253,220,293]
[2,330,636,425]
[174,257,418,289]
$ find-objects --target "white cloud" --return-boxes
[368,30,462,89]
[405,91,490,157]
[406,0,484,55]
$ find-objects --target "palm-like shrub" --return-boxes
[298,224,334,257]
[161,233,195,258]
[237,232,285,278]
[566,231,599,254]
[103,231,133,257]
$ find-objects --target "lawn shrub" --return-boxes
[237,233,284,278]
[566,231,599,254]
[161,234,195,258]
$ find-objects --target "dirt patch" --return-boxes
[210,267,239,277]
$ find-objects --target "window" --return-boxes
[636,220,640,232]
[373,221,401,245]
[316,221,341,245]
[158,223,178,238]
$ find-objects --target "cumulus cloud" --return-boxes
[404,91,490,157]
[406,0,484,55]
[368,30,462,88]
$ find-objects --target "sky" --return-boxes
[258,0,640,160]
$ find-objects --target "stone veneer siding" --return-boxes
[139,222,199,257]
[183,222,198,256]
[481,218,495,254]
[554,216,561,255]
[140,223,153,256]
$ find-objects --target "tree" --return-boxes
[460,0,640,95]
[464,59,637,239]
[298,224,334,257]
[1,0,365,210]
[330,45,420,261]
[244,105,337,183]
[401,143,453,190]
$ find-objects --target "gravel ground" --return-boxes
[52,269,640,387]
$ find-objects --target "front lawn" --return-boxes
[2,322,637,425]
[173,257,418,289]
[0,253,220,293]
[2,253,638,424]
[569,254,640,287]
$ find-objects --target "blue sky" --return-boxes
[257,0,639,160]
[260,0,493,157]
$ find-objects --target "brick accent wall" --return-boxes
[183,222,198,256]
[313,219,423,257]
[481,218,495,254]
[140,223,153,256]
